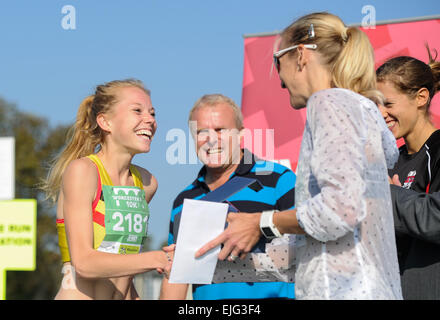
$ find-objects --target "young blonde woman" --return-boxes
[43,79,173,300]
[376,49,440,299]
[196,12,403,299]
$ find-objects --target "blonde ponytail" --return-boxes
[332,27,382,103]
[42,95,100,203]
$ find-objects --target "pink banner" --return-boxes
[241,18,440,171]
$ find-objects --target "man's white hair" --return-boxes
[188,94,243,129]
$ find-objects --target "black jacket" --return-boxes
[391,185,440,300]
[389,130,440,299]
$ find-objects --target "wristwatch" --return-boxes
[259,210,282,239]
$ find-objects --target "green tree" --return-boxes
[0,97,70,299]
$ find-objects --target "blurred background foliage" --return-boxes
[1,96,69,299]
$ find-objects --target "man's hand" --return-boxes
[157,244,175,278]
[195,212,262,261]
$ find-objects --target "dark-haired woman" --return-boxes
[377,47,440,299]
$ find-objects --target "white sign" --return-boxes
[0,137,14,200]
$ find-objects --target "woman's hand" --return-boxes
[195,212,261,261]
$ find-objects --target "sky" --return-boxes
[0,0,439,249]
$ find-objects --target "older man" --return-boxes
[160,94,296,300]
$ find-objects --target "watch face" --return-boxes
[262,227,275,238]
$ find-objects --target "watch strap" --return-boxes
[260,210,282,239]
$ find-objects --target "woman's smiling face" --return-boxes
[377,80,421,140]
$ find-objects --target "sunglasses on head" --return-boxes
[273,43,317,73]
[273,23,317,73]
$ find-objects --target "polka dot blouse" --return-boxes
[294,88,402,300]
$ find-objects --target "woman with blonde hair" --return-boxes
[196,12,402,299]
[43,79,173,299]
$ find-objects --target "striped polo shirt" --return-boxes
[168,149,296,300]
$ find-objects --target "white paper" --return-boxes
[169,198,228,284]
[0,137,14,200]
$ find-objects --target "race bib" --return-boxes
[98,185,149,254]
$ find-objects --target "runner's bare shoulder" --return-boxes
[62,157,99,200]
